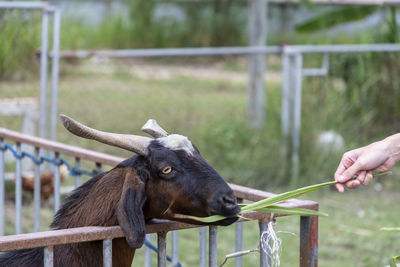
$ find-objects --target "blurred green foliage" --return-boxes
[0,10,41,80]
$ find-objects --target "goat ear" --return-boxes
[116,168,147,249]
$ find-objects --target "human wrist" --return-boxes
[383,133,400,162]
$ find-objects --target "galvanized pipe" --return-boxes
[209,226,218,267]
[44,246,54,267]
[157,232,167,267]
[280,52,291,164]
[57,46,281,59]
[171,230,179,266]
[103,239,113,267]
[235,199,244,267]
[145,234,153,267]
[39,10,49,140]
[0,2,50,9]
[33,147,41,232]
[247,0,267,129]
[199,227,207,267]
[287,43,400,54]
[53,153,61,213]
[50,7,61,142]
[290,53,303,186]
[74,157,81,188]
[0,138,4,235]
[302,53,330,77]
[259,222,270,267]
[56,44,400,60]
[95,162,103,174]
[15,143,22,234]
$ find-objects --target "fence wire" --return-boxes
[0,143,97,177]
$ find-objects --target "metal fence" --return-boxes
[0,128,319,266]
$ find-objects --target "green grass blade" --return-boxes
[254,206,328,217]
[240,181,337,212]
[173,213,227,223]
[241,171,391,213]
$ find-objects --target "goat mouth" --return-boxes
[209,205,241,218]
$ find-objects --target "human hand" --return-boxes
[334,134,400,193]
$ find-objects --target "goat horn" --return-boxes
[60,114,152,156]
[141,119,168,138]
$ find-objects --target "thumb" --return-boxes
[338,161,363,183]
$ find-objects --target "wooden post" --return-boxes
[247,0,267,129]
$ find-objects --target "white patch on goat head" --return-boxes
[158,134,195,156]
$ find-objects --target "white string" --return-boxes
[260,221,282,267]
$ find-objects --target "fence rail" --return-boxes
[0,128,319,266]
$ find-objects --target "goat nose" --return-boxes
[220,194,237,207]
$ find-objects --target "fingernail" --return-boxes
[338,175,345,182]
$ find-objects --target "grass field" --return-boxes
[1,58,399,266]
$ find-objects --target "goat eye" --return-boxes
[161,166,173,174]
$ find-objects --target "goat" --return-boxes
[0,115,240,267]
[19,164,69,199]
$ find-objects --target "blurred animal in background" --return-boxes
[16,165,69,199]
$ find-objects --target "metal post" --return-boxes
[171,230,179,266]
[199,227,207,267]
[44,246,54,267]
[259,222,270,267]
[235,199,244,267]
[95,162,103,174]
[53,153,61,213]
[33,147,41,232]
[280,50,291,166]
[157,232,167,267]
[145,234,153,267]
[74,157,81,188]
[103,239,113,267]
[0,138,4,235]
[15,143,22,234]
[247,0,267,129]
[209,226,218,267]
[39,9,49,139]
[300,216,318,267]
[50,7,61,141]
[290,53,303,187]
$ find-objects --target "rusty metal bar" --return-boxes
[103,239,112,267]
[0,128,124,166]
[157,232,167,267]
[300,215,319,267]
[33,147,41,232]
[44,246,54,267]
[209,226,218,267]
